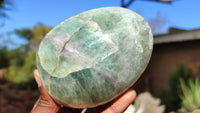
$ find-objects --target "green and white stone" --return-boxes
[36,7,153,108]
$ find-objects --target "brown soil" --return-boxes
[0,79,39,113]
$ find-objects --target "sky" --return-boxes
[1,0,200,48]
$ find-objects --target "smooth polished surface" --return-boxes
[37,7,153,108]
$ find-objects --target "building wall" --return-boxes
[133,40,200,97]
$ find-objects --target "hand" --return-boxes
[31,70,136,113]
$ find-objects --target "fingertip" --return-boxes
[125,89,137,101]
[34,69,41,87]
[34,70,39,77]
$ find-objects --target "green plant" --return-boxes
[4,51,36,84]
[23,51,36,74]
[179,78,200,111]
[161,63,194,112]
[0,47,10,68]
[2,24,51,88]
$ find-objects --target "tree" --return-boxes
[15,24,51,51]
[0,0,13,22]
[0,47,9,68]
[148,12,169,34]
[4,24,51,84]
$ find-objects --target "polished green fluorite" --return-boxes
[37,7,153,108]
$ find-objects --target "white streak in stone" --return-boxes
[134,39,144,53]
[51,34,70,46]
[89,34,119,61]
[149,30,153,50]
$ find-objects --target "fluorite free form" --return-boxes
[37,7,153,108]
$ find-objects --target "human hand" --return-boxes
[31,70,136,113]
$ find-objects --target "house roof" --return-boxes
[154,29,200,44]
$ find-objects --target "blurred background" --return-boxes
[0,0,200,113]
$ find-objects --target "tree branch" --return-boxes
[121,0,134,8]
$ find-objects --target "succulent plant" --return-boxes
[179,78,200,111]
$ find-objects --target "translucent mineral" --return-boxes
[36,7,153,108]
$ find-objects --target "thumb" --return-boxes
[31,70,60,113]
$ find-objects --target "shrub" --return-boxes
[160,63,194,112]
[4,51,36,84]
